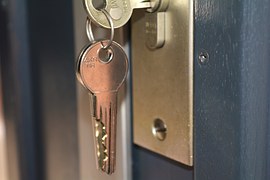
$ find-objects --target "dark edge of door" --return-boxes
[1,0,37,179]
[0,0,79,179]
[194,0,270,180]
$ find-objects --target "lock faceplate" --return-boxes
[132,0,193,166]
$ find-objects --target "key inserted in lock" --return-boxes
[84,0,151,28]
[84,0,169,27]
[86,0,170,49]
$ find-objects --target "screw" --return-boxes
[199,50,209,65]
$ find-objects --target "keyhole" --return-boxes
[92,0,106,10]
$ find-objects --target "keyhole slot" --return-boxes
[92,0,106,10]
[98,48,113,63]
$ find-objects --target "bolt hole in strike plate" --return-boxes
[152,118,167,141]
[132,0,194,166]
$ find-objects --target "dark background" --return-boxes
[1,0,270,180]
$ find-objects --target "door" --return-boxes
[0,0,270,180]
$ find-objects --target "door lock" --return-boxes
[82,0,194,168]
[132,0,194,166]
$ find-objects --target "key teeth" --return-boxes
[95,120,108,171]
[93,93,117,174]
[95,103,116,174]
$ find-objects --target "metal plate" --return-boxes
[132,0,193,166]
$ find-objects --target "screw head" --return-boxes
[199,50,209,65]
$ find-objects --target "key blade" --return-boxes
[132,0,151,9]
[93,92,117,174]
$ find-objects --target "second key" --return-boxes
[77,40,128,174]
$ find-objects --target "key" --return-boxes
[84,0,151,28]
[76,40,128,174]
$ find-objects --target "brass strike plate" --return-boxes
[132,0,193,166]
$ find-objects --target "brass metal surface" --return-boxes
[132,0,193,166]
[145,12,165,49]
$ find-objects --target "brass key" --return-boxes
[76,40,128,174]
[84,0,151,28]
